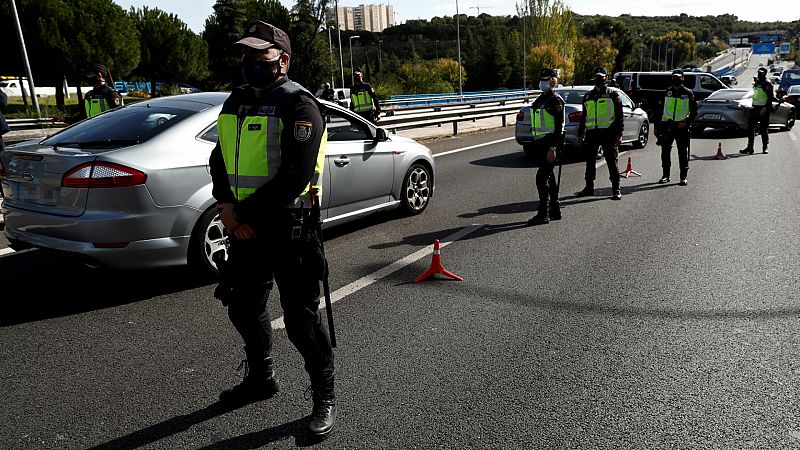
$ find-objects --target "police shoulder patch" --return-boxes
[294,121,313,142]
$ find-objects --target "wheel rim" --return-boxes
[639,123,649,146]
[789,112,796,129]
[596,145,604,159]
[203,213,228,270]
[405,167,430,211]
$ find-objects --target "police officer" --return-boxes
[320,82,335,102]
[208,20,336,439]
[527,68,565,226]
[656,69,697,186]
[350,69,381,123]
[740,66,776,154]
[576,67,624,200]
[62,64,123,124]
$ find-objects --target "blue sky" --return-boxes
[113,0,790,35]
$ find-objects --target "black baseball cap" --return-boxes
[539,68,558,79]
[236,20,292,55]
[757,67,767,75]
[593,67,607,76]
[672,69,684,77]
[84,63,108,77]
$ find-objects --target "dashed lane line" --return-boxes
[271,224,484,330]
[0,247,15,257]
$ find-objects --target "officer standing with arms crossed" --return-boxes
[740,66,776,154]
[527,68,565,226]
[208,21,336,439]
[656,70,697,186]
[576,67,624,200]
[350,69,381,123]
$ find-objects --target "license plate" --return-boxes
[704,113,722,120]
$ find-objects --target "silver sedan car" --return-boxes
[1,92,435,273]
[515,86,650,159]
[693,88,796,132]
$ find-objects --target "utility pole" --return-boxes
[649,38,654,71]
[469,5,494,15]
[522,3,527,91]
[335,0,345,88]
[639,34,644,71]
[9,0,40,117]
[456,0,463,99]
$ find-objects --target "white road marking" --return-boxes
[433,137,515,158]
[789,131,798,142]
[596,150,630,169]
[0,248,16,257]
[271,224,484,329]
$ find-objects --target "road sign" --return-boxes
[780,43,791,53]
[752,43,776,55]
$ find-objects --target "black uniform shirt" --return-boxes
[529,89,565,147]
[209,77,325,226]
[656,84,698,126]
[577,87,624,137]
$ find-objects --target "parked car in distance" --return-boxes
[782,85,800,110]
[315,87,351,109]
[1,93,435,274]
[515,86,649,160]
[720,75,737,87]
[692,88,795,133]
[614,71,728,120]
[778,69,800,97]
[177,83,202,94]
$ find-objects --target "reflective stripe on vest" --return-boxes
[530,107,555,138]
[85,98,110,118]
[296,131,328,205]
[584,97,614,129]
[218,114,284,201]
[351,90,373,112]
[752,86,768,106]
[662,96,690,121]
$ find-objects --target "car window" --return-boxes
[43,105,195,148]
[617,91,634,108]
[199,124,218,143]
[782,71,800,82]
[700,75,725,91]
[787,86,800,95]
[554,89,589,105]
[707,89,751,100]
[324,107,371,141]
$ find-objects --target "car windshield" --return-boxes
[782,71,800,81]
[788,86,800,95]
[707,89,751,100]
[555,89,590,105]
[43,103,197,149]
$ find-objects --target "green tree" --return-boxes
[519,0,576,84]
[529,44,574,84]
[130,7,208,97]
[287,0,336,91]
[574,36,618,84]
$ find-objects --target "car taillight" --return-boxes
[516,111,525,122]
[62,162,147,188]
[568,111,583,122]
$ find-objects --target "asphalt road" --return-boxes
[2,116,800,449]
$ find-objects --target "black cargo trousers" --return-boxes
[223,210,334,393]
[583,129,620,187]
[532,140,561,213]
[659,124,690,179]
[746,107,770,151]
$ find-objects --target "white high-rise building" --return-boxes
[336,4,394,32]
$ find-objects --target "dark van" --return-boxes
[614,71,728,119]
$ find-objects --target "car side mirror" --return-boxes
[373,127,388,143]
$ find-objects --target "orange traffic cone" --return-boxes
[415,239,463,283]
[713,142,728,160]
[619,156,641,178]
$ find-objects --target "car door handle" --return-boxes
[334,156,350,167]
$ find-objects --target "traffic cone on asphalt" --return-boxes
[619,156,641,178]
[415,240,463,283]
[713,142,728,160]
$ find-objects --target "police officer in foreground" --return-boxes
[527,68,565,226]
[208,20,336,439]
[655,70,697,186]
[350,69,381,123]
[740,66,776,154]
[576,67,624,200]
[62,64,123,124]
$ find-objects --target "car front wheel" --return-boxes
[188,206,228,275]
[784,110,796,131]
[401,163,432,215]
[633,122,649,149]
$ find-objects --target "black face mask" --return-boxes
[242,56,282,89]
[85,75,99,84]
[594,77,606,88]
[757,73,766,80]
[671,78,682,87]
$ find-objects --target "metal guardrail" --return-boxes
[383,89,538,108]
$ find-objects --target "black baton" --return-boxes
[322,258,336,348]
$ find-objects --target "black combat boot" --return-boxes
[739,147,754,154]
[549,201,562,220]
[576,183,594,197]
[219,357,279,409]
[527,211,550,226]
[658,175,670,184]
[308,384,336,439]
[612,185,622,200]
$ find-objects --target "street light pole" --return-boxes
[327,25,335,87]
[639,34,644,71]
[435,40,439,59]
[456,0,463,99]
[657,41,662,71]
[335,0,345,88]
[349,35,360,85]
[649,38,654,71]
[9,0,40,117]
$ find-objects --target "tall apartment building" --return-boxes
[335,4,394,32]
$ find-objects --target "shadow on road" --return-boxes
[197,416,316,449]
[0,248,215,327]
